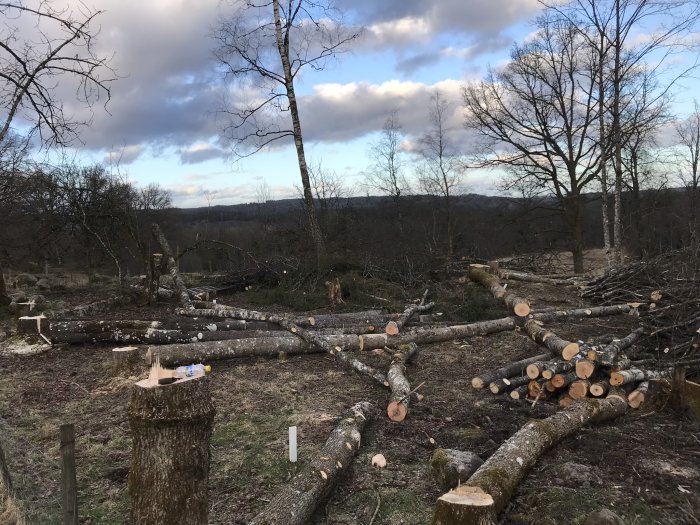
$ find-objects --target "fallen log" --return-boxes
[151,317,518,367]
[52,328,293,345]
[509,385,529,400]
[50,320,164,333]
[386,294,435,335]
[386,343,420,422]
[610,368,668,387]
[529,304,631,323]
[589,379,610,397]
[152,223,194,311]
[628,381,649,408]
[541,359,576,379]
[433,395,628,524]
[598,327,645,366]
[472,353,551,389]
[524,320,579,360]
[551,372,577,389]
[468,265,530,317]
[249,402,376,525]
[496,269,569,285]
[489,375,531,395]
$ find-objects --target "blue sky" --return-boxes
[14,0,700,207]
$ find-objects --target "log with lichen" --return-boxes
[249,402,376,525]
[432,395,628,524]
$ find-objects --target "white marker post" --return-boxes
[289,426,297,463]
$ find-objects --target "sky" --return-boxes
[9,0,700,207]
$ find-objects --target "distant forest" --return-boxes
[1,161,696,282]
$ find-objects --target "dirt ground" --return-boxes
[0,264,699,524]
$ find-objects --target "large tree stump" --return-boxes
[433,486,496,525]
[249,402,376,525]
[128,376,215,525]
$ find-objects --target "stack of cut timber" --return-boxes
[471,326,666,409]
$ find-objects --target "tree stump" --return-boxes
[128,376,215,525]
[112,347,141,376]
[432,485,496,525]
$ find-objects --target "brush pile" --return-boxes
[581,246,700,362]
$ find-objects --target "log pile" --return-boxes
[471,324,675,410]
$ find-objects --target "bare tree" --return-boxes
[463,14,602,273]
[364,111,411,234]
[545,0,700,263]
[213,0,360,268]
[675,100,700,239]
[0,1,113,304]
[417,90,463,256]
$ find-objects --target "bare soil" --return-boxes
[0,267,699,524]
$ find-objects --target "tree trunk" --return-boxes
[148,253,163,305]
[439,395,627,521]
[128,376,215,525]
[386,343,419,421]
[249,402,376,525]
[610,368,668,387]
[52,328,292,345]
[433,486,496,525]
[273,0,325,268]
[151,223,194,310]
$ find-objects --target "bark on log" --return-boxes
[472,353,551,389]
[610,368,668,387]
[386,343,419,421]
[52,328,293,345]
[128,376,215,525]
[497,269,569,286]
[249,402,376,525]
[542,360,575,379]
[50,319,164,334]
[489,375,531,395]
[151,317,517,367]
[551,372,577,389]
[439,395,628,521]
[509,385,529,400]
[524,320,579,360]
[628,381,649,408]
[151,223,194,311]
[385,294,435,335]
[598,328,645,366]
[148,253,163,305]
[529,305,631,323]
[467,266,530,317]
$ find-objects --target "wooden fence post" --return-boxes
[60,424,78,525]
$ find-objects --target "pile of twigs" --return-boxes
[582,246,700,361]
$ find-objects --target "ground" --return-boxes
[0,257,698,524]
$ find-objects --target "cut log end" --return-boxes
[526,363,540,380]
[387,401,408,422]
[513,302,530,317]
[385,321,400,336]
[471,377,485,389]
[562,343,581,361]
[433,486,496,525]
